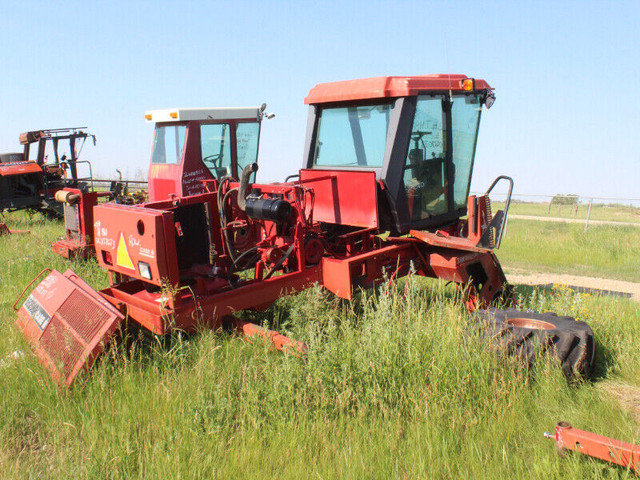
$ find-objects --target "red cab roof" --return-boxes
[304,75,492,104]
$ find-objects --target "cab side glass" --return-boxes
[236,122,260,180]
[313,104,391,168]
[451,96,481,210]
[151,125,187,164]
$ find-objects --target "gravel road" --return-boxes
[506,270,640,302]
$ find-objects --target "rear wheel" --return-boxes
[490,285,515,308]
[473,308,595,379]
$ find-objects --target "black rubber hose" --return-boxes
[220,187,239,262]
[228,247,260,288]
[230,246,259,271]
[217,176,233,221]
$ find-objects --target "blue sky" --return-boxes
[1,0,638,200]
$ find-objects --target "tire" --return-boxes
[473,308,596,379]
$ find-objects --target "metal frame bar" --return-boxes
[546,421,640,473]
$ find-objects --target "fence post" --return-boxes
[584,198,593,231]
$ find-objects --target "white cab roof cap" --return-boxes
[145,107,261,123]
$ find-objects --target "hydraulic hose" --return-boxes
[228,246,260,288]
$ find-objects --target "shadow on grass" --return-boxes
[590,336,615,382]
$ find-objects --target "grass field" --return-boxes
[1,210,640,479]
[499,219,640,282]
[494,200,640,224]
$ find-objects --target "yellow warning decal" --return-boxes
[116,233,135,270]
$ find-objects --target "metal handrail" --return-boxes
[43,160,94,194]
[485,175,514,249]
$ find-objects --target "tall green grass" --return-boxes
[1,212,640,478]
[499,219,640,282]
[0,212,106,306]
[2,280,640,478]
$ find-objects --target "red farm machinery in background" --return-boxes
[50,106,268,259]
[0,127,96,217]
[16,75,516,387]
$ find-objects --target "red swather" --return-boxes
[16,75,513,386]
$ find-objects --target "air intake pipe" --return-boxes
[237,162,258,211]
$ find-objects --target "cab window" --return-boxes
[151,125,187,164]
[313,104,391,168]
[200,123,232,178]
[451,95,481,210]
[236,122,260,175]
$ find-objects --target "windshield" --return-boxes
[200,121,260,179]
[151,124,187,164]
[313,103,391,168]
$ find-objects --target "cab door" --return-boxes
[399,93,482,231]
[402,95,449,221]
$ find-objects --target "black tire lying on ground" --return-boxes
[473,308,596,379]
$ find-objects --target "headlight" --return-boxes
[484,92,496,109]
[138,261,152,280]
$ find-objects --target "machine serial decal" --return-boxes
[23,295,51,331]
[139,247,156,259]
[95,237,115,249]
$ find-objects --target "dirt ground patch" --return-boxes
[506,269,640,302]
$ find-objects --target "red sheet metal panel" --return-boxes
[0,161,42,176]
[299,169,378,228]
[93,203,179,287]
[409,229,490,253]
[15,269,125,387]
[322,243,414,299]
[304,75,492,104]
[148,164,182,201]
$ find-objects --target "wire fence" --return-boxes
[100,176,639,231]
[475,192,640,230]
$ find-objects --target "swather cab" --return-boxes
[301,75,497,234]
[145,107,264,201]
